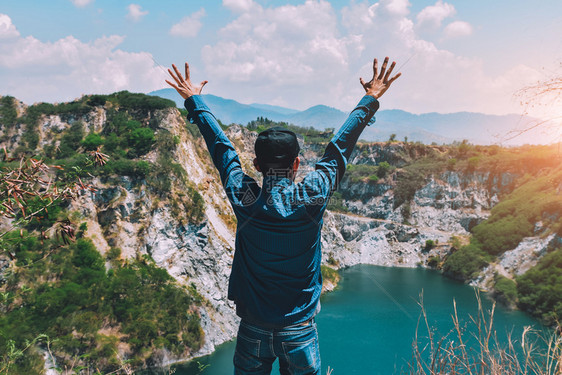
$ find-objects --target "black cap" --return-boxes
[255,127,300,168]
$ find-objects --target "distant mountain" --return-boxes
[285,105,347,130]
[149,89,289,125]
[248,103,299,116]
[149,88,551,145]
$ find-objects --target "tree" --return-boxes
[508,64,562,141]
[0,147,108,258]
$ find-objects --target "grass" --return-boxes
[408,293,562,375]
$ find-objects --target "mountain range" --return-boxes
[149,88,553,145]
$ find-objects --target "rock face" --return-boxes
[471,234,559,290]
[65,107,242,361]
[4,99,555,367]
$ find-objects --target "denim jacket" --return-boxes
[184,95,379,328]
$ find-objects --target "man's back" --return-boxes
[228,172,330,327]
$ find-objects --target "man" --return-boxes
[166,57,401,375]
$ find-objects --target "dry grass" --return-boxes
[408,293,562,375]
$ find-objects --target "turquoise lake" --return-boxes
[170,265,542,375]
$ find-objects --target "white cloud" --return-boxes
[0,17,166,104]
[169,8,206,38]
[202,0,364,108]
[416,0,455,29]
[127,4,148,22]
[0,14,20,39]
[199,0,541,116]
[383,0,411,17]
[443,21,473,39]
[70,0,93,8]
[223,0,255,13]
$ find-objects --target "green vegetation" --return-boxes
[394,153,448,209]
[343,161,394,185]
[438,159,562,323]
[0,96,18,130]
[246,116,334,143]
[472,216,534,256]
[517,248,562,325]
[442,243,492,280]
[0,237,204,374]
[57,121,86,158]
[6,91,173,158]
[345,164,379,183]
[0,91,207,373]
[493,274,518,306]
[424,239,436,251]
[472,166,562,256]
[82,132,104,151]
[376,161,391,178]
[327,191,348,213]
[427,255,441,268]
[321,265,340,289]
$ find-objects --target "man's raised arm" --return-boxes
[315,57,401,191]
[166,62,243,186]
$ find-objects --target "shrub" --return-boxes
[103,159,150,178]
[472,215,533,256]
[327,191,348,212]
[108,91,176,111]
[427,255,440,268]
[442,243,491,281]
[449,235,462,250]
[394,169,425,208]
[345,164,379,183]
[0,237,206,374]
[321,265,340,287]
[447,158,457,170]
[126,126,154,157]
[0,95,18,129]
[106,247,122,260]
[424,239,436,251]
[57,121,85,158]
[377,161,392,178]
[82,132,104,151]
[86,95,108,107]
[493,274,518,306]
[517,248,562,324]
[401,201,412,221]
[467,156,480,172]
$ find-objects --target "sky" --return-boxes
[1,0,561,122]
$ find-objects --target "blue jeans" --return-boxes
[233,319,321,375]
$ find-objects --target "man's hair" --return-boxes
[254,127,300,173]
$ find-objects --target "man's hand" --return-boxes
[165,62,208,99]
[359,57,401,99]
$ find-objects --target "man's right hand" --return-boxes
[166,62,208,99]
[359,57,401,99]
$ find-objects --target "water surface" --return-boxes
[172,265,541,375]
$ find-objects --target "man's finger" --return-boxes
[373,58,378,80]
[384,61,396,82]
[165,80,180,91]
[378,57,389,80]
[185,62,190,81]
[172,64,184,82]
[359,77,366,87]
[168,68,182,87]
[388,72,402,85]
[200,80,208,93]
